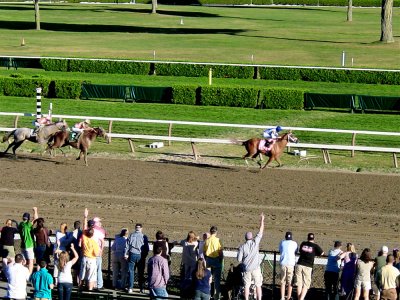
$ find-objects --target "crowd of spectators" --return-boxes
[0,207,399,300]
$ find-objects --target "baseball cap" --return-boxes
[245,232,253,240]
[93,217,101,223]
[381,245,389,253]
[22,212,30,220]
[210,226,218,233]
[285,231,292,240]
[87,220,95,228]
[307,233,315,241]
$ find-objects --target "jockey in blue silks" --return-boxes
[263,126,282,140]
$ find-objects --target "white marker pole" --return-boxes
[341,51,346,67]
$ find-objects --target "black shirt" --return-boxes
[297,241,323,268]
[0,226,18,246]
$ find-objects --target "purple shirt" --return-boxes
[148,255,169,289]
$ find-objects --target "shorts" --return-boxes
[381,288,397,300]
[80,257,97,283]
[242,267,263,288]
[294,265,312,289]
[21,247,35,260]
[1,245,15,259]
[354,279,371,290]
[280,265,294,285]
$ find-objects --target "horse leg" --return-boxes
[261,156,274,169]
[3,141,15,154]
[12,141,25,156]
[83,149,88,166]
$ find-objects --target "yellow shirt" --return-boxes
[82,235,100,258]
[204,235,223,258]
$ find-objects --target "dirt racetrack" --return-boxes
[0,153,398,253]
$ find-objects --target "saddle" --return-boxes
[69,131,80,142]
[258,139,275,153]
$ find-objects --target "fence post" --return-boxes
[168,123,173,146]
[107,120,113,144]
[13,115,19,128]
[351,132,356,157]
[272,251,277,300]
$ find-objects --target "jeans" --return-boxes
[58,282,73,300]
[112,255,128,289]
[205,257,222,300]
[150,287,168,299]
[128,253,142,289]
[324,271,339,300]
[194,290,211,300]
[96,256,103,288]
[34,244,47,263]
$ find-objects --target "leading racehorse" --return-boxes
[242,132,299,169]
[2,121,68,156]
[47,127,107,166]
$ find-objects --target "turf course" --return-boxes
[0,3,399,68]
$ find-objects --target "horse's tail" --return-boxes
[230,138,245,146]
[2,130,15,143]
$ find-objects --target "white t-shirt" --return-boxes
[279,239,298,267]
[58,261,73,284]
[6,263,30,299]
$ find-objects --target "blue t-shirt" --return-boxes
[195,269,211,294]
[325,248,342,273]
[279,240,298,267]
[31,268,53,299]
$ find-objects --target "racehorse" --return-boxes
[2,121,68,156]
[47,127,107,166]
[242,132,299,169]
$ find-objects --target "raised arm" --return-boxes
[83,208,88,230]
[69,243,79,266]
[258,212,265,236]
[32,207,38,223]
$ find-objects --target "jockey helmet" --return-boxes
[276,125,282,132]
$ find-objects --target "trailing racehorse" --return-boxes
[242,132,299,169]
[47,127,107,166]
[2,121,68,156]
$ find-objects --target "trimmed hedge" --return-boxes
[171,85,198,105]
[40,59,69,72]
[259,67,400,85]
[54,79,83,99]
[200,86,259,107]
[261,88,304,109]
[1,78,51,97]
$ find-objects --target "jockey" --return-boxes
[71,119,91,140]
[263,126,282,147]
[32,116,51,135]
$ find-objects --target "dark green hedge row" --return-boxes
[260,67,400,85]
[40,58,150,75]
[0,76,82,99]
[261,88,304,109]
[201,86,259,107]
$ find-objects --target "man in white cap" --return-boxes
[374,245,390,299]
[237,212,265,300]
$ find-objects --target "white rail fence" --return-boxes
[1,112,399,167]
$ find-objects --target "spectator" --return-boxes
[198,232,210,260]
[79,225,100,291]
[33,217,51,264]
[180,231,199,280]
[394,249,400,271]
[57,243,79,300]
[148,246,170,299]
[56,223,72,252]
[279,231,298,300]
[294,233,324,300]
[31,260,54,300]
[68,220,83,285]
[153,230,169,261]
[376,254,400,300]
[18,207,38,273]
[194,257,212,300]
[375,246,390,300]
[0,219,18,260]
[340,242,358,298]
[204,226,224,300]
[124,223,149,294]
[3,254,31,299]
[324,241,345,300]
[92,216,106,290]
[354,248,375,300]
[237,212,265,300]
[112,228,129,290]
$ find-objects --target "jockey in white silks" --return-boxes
[32,116,51,136]
[71,119,91,140]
